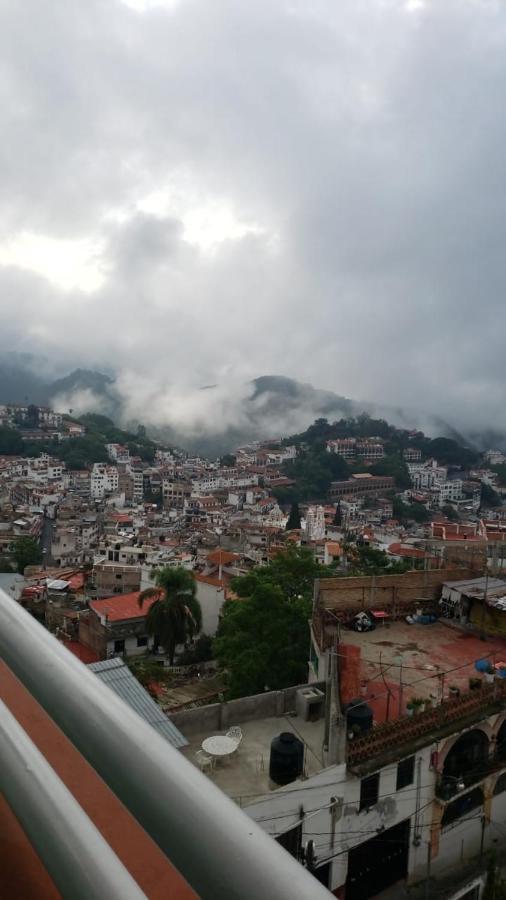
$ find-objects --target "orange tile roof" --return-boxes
[206,549,239,566]
[325,542,341,555]
[90,591,159,622]
[388,542,427,559]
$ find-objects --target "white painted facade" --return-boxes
[90,464,119,499]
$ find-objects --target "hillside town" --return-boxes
[3,404,506,896]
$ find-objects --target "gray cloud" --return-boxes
[0,0,505,439]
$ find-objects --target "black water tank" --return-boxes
[344,699,373,735]
[269,732,304,785]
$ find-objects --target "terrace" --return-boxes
[339,617,506,721]
[180,712,326,806]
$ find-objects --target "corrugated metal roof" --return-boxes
[88,658,187,748]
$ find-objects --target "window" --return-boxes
[137,636,148,648]
[276,822,302,859]
[396,756,415,791]
[360,773,379,811]
[115,573,122,580]
[114,639,125,653]
[441,787,483,829]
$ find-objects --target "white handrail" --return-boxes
[0,590,331,899]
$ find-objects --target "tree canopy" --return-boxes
[285,502,301,530]
[392,496,431,524]
[276,416,481,503]
[340,542,412,575]
[0,426,24,455]
[11,536,42,574]
[214,547,322,698]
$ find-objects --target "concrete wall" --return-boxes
[245,744,436,895]
[195,579,225,636]
[171,682,325,737]
[316,568,479,612]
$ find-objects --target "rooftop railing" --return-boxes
[0,589,331,900]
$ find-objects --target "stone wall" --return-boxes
[170,681,326,737]
[316,568,479,612]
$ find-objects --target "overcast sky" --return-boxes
[0,0,505,434]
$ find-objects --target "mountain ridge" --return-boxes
[0,357,499,455]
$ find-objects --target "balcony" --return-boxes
[348,681,506,775]
[0,589,331,900]
[436,722,506,800]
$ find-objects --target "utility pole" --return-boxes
[479,569,489,642]
[424,839,432,900]
[396,654,404,717]
[480,814,486,863]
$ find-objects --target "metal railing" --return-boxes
[0,589,331,900]
[0,699,146,900]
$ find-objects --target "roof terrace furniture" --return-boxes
[202,735,239,760]
[226,726,243,748]
[195,750,214,773]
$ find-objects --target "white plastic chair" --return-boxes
[195,750,214,773]
[227,726,243,750]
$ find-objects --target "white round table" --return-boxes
[202,735,238,758]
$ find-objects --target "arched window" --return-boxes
[443,730,489,787]
[441,787,484,829]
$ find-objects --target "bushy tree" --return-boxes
[285,502,301,530]
[393,497,431,524]
[214,547,322,698]
[0,427,24,455]
[220,453,236,467]
[11,537,42,574]
[481,483,502,508]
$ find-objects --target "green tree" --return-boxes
[370,454,411,489]
[346,543,411,575]
[286,502,301,530]
[0,427,24,455]
[138,567,202,665]
[393,497,431,524]
[481,483,502,508]
[333,502,342,526]
[214,547,322,698]
[220,453,236,467]
[442,504,460,521]
[11,537,42,574]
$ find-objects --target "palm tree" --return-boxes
[138,567,202,665]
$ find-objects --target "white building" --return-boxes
[177,661,506,899]
[436,479,463,507]
[413,460,448,491]
[305,505,326,541]
[90,464,119,499]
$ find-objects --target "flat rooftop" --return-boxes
[181,713,325,805]
[340,618,506,721]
